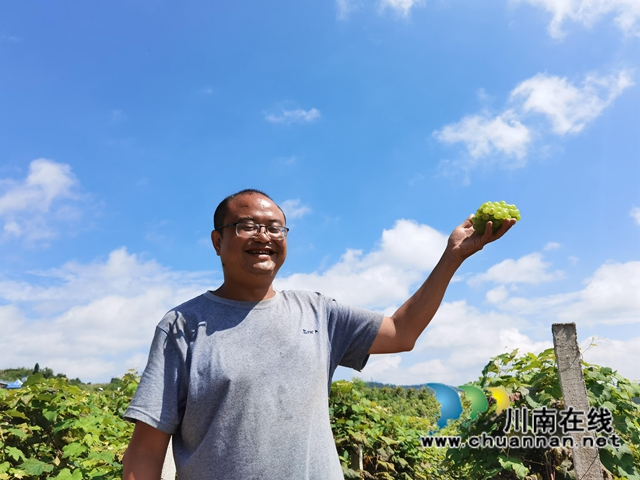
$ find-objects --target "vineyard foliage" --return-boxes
[0,373,138,479]
[329,379,455,479]
[2,351,639,479]
[446,349,640,480]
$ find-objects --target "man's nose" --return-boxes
[253,226,270,241]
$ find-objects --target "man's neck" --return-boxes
[211,282,276,302]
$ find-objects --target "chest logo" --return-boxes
[302,329,319,334]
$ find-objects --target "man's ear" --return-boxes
[211,230,222,256]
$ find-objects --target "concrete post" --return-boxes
[350,444,363,471]
[552,323,603,480]
[161,439,176,480]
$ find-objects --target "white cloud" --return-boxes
[276,219,447,310]
[336,0,361,20]
[0,160,76,214]
[4,225,640,386]
[281,224,633,381]
[0,248,216,382]
[357,300,552,385]
[631,207,640,225]
[493,260,640,326]
[557,261,640,325]
[378,0,424,17]
[1,219,446,384]
[264,107,321,124]
[511,71,634,135]
[0,159,85,243]
[1,220,442,383]
[486,285,509,304]
[434,110,532,163]
[581,336,640,382]
[434,70,633,176]
[356,294,639,384]
[280,199,312,220]
[359,354,402,377]
[339,244,640,383]
[337,0,423,21]
[358,266,640,384]
[513,0,640,38]
[469,252,564,285]
[544,242,561,250]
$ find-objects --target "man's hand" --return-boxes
[446,215,516,262]
[369,214,516,355]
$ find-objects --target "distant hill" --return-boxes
[0,365,83,385]
[366,380,437,391]
[0,367,34,382]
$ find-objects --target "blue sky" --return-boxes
[1,0,639,384]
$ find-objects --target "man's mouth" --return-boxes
[246,249,275,257]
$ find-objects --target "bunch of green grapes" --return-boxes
[472,201,521,234]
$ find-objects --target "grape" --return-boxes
[472,201,521,234]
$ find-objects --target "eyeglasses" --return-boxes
[217,222,289,239]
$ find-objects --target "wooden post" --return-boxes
[552,323,603,480]
[161,439,176,480]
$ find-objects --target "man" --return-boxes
[123,189,514,479]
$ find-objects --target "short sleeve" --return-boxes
[124,319,188,434]
[325,298,383,373]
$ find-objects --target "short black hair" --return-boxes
[213,189,286,231]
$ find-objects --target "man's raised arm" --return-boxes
[122,421,171,480]
[369,216,515,354]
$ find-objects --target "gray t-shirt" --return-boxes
[125,290,383,480]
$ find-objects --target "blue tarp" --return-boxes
[4,379,23,389]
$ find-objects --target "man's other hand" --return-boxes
[446,215,516,262]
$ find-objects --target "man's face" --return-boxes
[211,193,287,284]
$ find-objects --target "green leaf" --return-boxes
[5,446,26,462]
[43,408,58,423]
[87,450,115,463]
[18,458,53,475]
[3,409,29,420]
[21,374,44,387]
[378,435,397,446]
[62,442,87,458]
[524,395,541,409]
[52,468,84,480]
[52,468,74,480]
[498,456,529,479]
[6,427,28,440]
